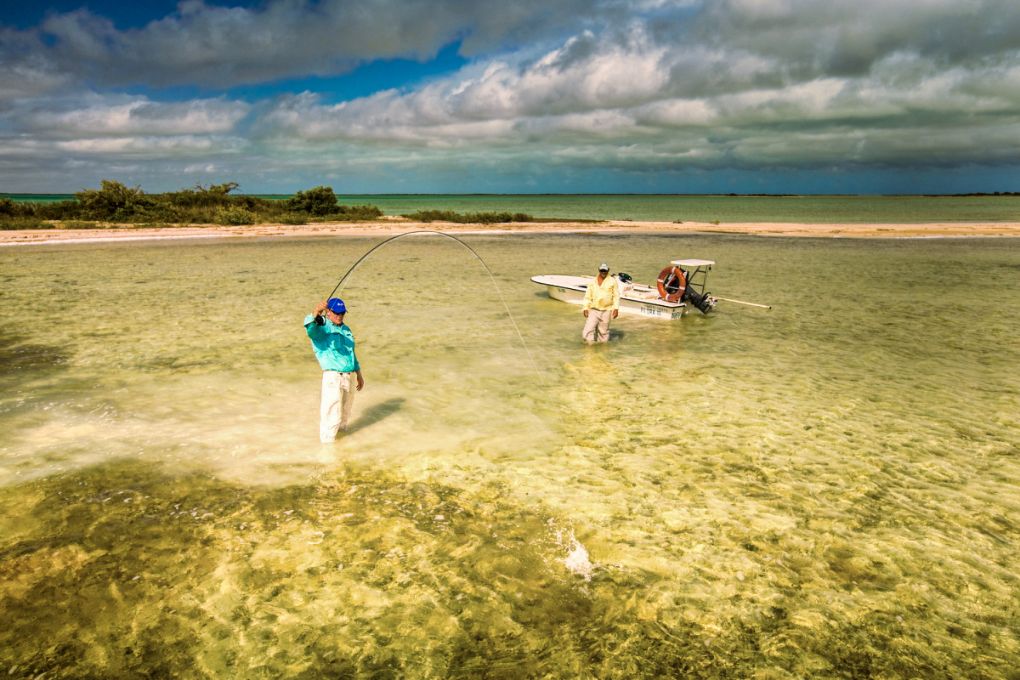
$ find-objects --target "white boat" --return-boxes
[531,259,718,321]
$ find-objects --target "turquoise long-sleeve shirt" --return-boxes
[304,315,361,373]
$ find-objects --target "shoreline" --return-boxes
[2,218,1019,246]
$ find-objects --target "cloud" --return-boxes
[691,0,1020,77]
[0,93,250,184]
[0,28,70,102]
[248,8,1020,172]
[3,0,1020,191]
[54,135,235,156]
[18,96,251,138]
[25,0,608,89]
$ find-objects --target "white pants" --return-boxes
[320,371,356,442]
[582,309,612,343]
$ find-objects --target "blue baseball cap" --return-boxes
[326,298,347,314]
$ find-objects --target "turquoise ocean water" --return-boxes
[4,193,1019,223]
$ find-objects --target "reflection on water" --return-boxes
[1,234,1018,677]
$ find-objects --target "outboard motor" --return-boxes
[657,261,718,314]
[682,286,717,314]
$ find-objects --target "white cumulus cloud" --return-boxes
[3,0,1020,190]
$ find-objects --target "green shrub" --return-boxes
[279,213,308,225]
[475,212,514,224]
[141,206,187,223]
[287,186,339,216]
[0,181,384,229]
[36,200,82,220]
[333,204,384,220]
[0,198,32,217]
[404,210,459,222]
[0,217,52,230]
[163,183,239,208]
[216,207,255,225]
[76,180,155,221]
[58,220,102,230]
[403,210,535,224]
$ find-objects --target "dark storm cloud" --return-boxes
[27,0,607,88]
[689,0,1020,78]
[0,27,70,103]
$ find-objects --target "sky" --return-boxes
[2,0,1020,194]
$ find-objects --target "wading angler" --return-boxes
[581,262,620,344]
[305,297,365,442]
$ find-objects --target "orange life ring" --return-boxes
[656,266,686,302]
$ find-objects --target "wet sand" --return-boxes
[2,217,1019,246]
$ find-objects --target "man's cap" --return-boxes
[326,297,347,314]
[598,262,609,271]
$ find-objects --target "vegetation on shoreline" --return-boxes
[0,181,382,230]
[402,209,602,224]
[0,183,594,229]
[402,209,536,224]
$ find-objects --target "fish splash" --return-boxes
[559,529,595,581]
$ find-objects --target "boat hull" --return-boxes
[531,275,688,321]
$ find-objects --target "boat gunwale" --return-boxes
[530,275,686,309]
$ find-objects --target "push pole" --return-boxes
[714,296,772,310]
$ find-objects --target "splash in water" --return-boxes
[559,529,595,581]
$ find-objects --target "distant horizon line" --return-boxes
[4,191,1019,198]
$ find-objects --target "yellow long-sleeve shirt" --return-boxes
[583,274,620,311]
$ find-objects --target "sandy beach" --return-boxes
[1,218,1019,246]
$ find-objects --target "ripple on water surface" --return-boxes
[0,234,1018,677]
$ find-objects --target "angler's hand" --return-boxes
[612,310,619,319]
[583,309,589,318]
[314,300,328,315]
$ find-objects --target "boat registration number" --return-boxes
[640,305,684,319]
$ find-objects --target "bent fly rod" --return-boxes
[323,230,540,376]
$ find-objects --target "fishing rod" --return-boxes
[324,230,541,376]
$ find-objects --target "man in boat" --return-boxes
[305,297,365,442]
[582,263,620,344]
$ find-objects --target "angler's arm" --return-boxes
[304,300,329,338]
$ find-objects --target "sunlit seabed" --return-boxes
[0,234,1018,678]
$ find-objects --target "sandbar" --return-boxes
[2,218,1019,247]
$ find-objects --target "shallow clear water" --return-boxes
[1,234,1018,678]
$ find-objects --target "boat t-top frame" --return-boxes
[671,259,716,313]
[673,259,714,297]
